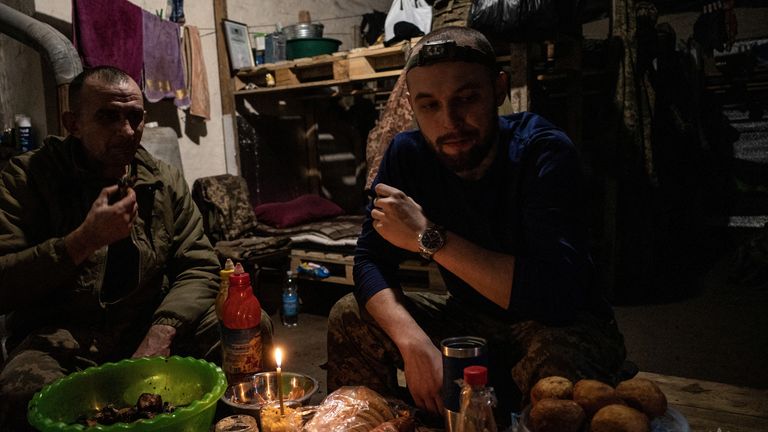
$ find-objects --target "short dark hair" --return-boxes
[68,66,134,113]
[405,26,496,72]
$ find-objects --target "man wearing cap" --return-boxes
[326,26,626,422]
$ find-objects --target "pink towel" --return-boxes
[142,10,189,107]
[73,0,143,85]
[183,25,210,120]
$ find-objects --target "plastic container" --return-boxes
[216,258,236,321]
[285,38,341,60]
[457,366,497,432]
[27,356,226,432]
[265,31,286,64]
[221,263,263,384]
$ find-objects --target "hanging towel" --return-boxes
[142,10,189,107]
[183,25,211,120]
[73,0,143,85]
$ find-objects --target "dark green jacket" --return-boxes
[0,136,219,341]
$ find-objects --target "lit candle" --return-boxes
[274,347,285,416]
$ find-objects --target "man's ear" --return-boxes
[62,111,79,136]
[494,71,510,107]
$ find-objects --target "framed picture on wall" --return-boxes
[222,19,254,71]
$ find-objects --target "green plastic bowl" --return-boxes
[286,37,341,60]
[27,356,226,432]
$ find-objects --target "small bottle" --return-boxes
[215,258,236,321]
[457,365,497,432]
[221,263,263,384]
[14,114,32,152]
[281,271,299,327]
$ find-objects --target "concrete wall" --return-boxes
[0,0,392,187]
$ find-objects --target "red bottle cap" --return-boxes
[229,262,250,286]
[463,365,488,386]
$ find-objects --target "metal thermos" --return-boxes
[441,336,488,431]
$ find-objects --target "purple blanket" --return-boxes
[142,11,189,106]
[73,0,143,85]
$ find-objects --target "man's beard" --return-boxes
[431,128,494,173]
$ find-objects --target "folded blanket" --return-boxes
[183,25,211,119]
[142,10,189,107]
[73,0,143,84]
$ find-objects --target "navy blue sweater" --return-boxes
[354,113,612,324]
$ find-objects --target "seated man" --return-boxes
[327,26,626,422]
[0,66,272,430]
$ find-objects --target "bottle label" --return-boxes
[282,293,298,316]
[221,326,262,375]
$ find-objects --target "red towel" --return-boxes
[73,0,143,85]
[142,11,188,106]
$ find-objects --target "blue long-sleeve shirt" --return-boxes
[353,113,612,324]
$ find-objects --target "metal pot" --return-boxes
[283,22,324,40]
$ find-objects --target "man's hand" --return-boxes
[64,185,138,265]
[132,324,177,358]
[402,341,444,414]
[371,183,428,252]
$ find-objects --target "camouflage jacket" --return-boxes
[0,136,219,339]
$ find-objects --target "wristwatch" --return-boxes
[417,223,446,260]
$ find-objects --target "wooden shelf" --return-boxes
[235,41,413,95]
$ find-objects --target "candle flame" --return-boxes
[275,347,283,368]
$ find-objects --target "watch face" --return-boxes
[420,226,445,253]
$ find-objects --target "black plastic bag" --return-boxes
[470,0,581,41]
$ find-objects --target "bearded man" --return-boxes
[326,26,626,425]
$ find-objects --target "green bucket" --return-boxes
[286,37,342,60]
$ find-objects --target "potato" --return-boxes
[529,398,585,432]
[615,378,668,418]
[573,379,624,418]
[590,404,650,432]
[530,376,574,406]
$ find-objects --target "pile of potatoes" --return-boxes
[527,376,668,432]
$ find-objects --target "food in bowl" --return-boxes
[76,393,177,427]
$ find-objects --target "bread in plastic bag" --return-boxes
[302,386,397,432]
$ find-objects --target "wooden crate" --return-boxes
[289,248,445,292]
[274,55,349,88]
[347,41,416,81]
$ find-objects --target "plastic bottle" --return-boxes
[281,271,299,327]
[221,263,263,384]
[456,365,497,432]
[14,114,32,152]
[215,258,236,321]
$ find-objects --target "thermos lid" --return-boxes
[463,365,488,386]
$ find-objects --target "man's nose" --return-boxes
[441,104,464,129]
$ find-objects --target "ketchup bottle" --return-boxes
[221,263,263,384]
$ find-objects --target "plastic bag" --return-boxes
[302,386,399,432]
[384,0,432,43]
[469,0,580,41]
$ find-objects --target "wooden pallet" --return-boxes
[346,42,413,81]
[289,248,445,292]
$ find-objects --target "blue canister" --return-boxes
[441,336,488,414]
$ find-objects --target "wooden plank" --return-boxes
[637,372,768,419]
[673,404,768,432]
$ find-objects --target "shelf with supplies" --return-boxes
[234,40,417,95]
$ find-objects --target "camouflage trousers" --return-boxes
[0,306,273,431]
[327,292,626,421]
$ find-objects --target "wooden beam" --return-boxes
[213,0,240,174]
[214,0,234,117]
